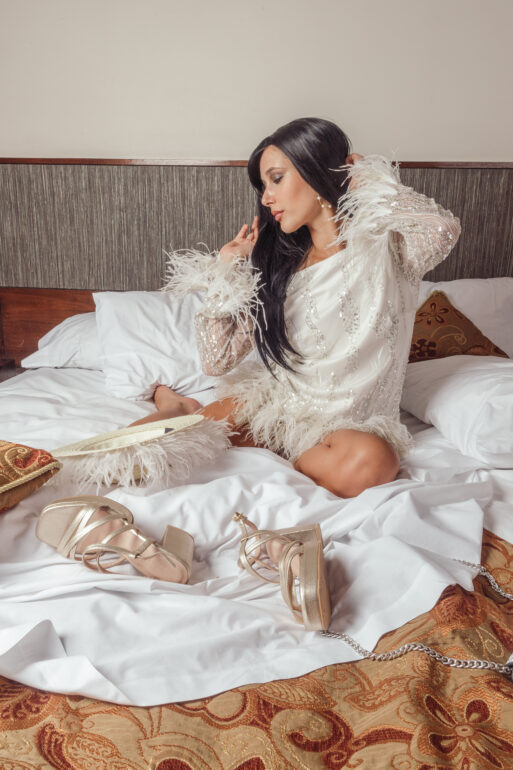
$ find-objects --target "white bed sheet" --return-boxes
[0,367,512,706]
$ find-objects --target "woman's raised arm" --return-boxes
[337,156,461,282]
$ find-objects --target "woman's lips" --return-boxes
[273,211,283,222]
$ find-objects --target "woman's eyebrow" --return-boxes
[262,166,283,177]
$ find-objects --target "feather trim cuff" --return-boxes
[333,155,400,249]
[162,248,263,326]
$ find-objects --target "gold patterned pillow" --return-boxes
[0,441,61,513]
[409,291,509,363]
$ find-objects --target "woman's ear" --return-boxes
[345,153,364,165]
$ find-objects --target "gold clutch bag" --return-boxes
[0,440,62,513]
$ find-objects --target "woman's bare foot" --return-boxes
[154,385,201,415]
[129,386,202,426]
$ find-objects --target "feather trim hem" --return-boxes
[214,363,411,463]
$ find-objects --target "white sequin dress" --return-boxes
[164,156,461,462]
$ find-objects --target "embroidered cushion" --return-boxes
[409,291,509,363]
[418,278,513,359]
[0,441,61,513]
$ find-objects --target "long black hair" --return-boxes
[247,117,352,372]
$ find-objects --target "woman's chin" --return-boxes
[279,216,306,235]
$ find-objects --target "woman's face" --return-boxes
[259,145,322,234]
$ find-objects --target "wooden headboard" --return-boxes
[0,287,95,366]
[1,159,512,365]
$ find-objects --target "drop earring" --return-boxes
[316,195,332,210]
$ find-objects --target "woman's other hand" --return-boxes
[219,216,259,263]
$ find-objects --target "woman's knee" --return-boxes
[344,437,400,496]
[295,431,400,498]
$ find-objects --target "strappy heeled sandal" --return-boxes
[36,496,194,583]
[233,512,331,631]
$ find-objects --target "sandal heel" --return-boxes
[162,525,194,578]
[300,533,331,631]
[233,513,332,631]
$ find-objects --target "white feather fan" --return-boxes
[53,415,231,490]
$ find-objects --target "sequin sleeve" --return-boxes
[194,313,255,376]
[161,248,260,376]
[385,186,461,282]
[334,156,461,283]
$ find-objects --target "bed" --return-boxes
[0,159,512,769]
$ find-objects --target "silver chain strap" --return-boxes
[454,559,513,601]
[321,561,513,681]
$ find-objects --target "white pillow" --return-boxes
[21,313,101,370]
[94,290,217,400]
[419,277,513,358]
[401,356,513,467]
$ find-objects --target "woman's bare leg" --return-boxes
[294,429,400,498]
[130,386,256,448]
[131,389,398,495]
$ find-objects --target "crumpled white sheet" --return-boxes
[0,368,510,706]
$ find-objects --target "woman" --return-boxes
[135,117,461,498]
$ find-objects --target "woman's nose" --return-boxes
[261,188,273,207]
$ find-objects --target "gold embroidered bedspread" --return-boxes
[1,529,512,769]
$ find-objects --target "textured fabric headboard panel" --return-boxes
[0,163,511,290]
[0,164,255,290]
[400,167,513,281]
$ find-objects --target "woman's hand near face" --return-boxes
[219,216,259,263]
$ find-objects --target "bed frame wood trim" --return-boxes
[0,158,249,167]
[0,287,95,366]
[1,158,512,168]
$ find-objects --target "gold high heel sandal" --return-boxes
[233,513,331,631]
[36,496,194,583]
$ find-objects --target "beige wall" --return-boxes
[0,0,511,160]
